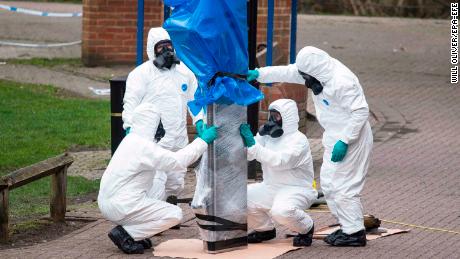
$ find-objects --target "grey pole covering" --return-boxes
[192,103,248,253]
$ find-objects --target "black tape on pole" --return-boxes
[196,214,248,232]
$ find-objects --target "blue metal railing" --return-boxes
[290,0,297,64]
[266,0,274,67]
[136,0,145,66]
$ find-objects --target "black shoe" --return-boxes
[166,196,181,230]
[247,228,276,243]
[293,225,314,247]
[166,195,178,205]
[324,228,342,244]
[135,238,153,249]
[108,226,144,254]
[325,229,366,247]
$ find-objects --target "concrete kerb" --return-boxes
[368,97,407,148]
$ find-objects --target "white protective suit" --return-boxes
[247,99,317,235]
[122,27,204,200]
[98,103,208,240]
[256,46,373,234]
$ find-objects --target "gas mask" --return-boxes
[153,40,180,69]
[258,110,284,138]
[299,70,323,95]
[154,120,166,142]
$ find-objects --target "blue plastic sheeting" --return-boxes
[163,0,264,116]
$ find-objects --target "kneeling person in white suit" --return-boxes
[239,99,317,247]
[98,103,217,254]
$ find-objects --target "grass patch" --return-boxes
[0,80,110,174]
[12,219,44,233]
[10,176,100,220]
[7,58,82,68]
[0,79,108,219]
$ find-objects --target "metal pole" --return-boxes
[266,0,274,66]
[136,0,145,66]
[247,0,258,135]
[290,0,298,64]
[248,0,258,71]
[247,0,258,179]
[200,103,248,253]
[164,4,170,21]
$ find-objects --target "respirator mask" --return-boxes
[299,70,323,95]
[153,40,180,69]
[258,110,283,138]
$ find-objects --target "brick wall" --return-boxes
[82,0,306,139]
[82,0,293,66]
[82,0,163,66]
[257,0,292,65]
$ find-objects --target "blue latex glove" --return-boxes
[247,70,259,82]
[239,124,255,147]
[331,140,348,162]
[195,120,205,137]
[125,127,131,136]
[199,125,218,144]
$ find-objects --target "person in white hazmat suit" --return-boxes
[98,103,217,254]
[122,27,205,206]
[239,99,317,247]
[246,46,373,247]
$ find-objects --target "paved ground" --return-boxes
[0,3,459,258]
[0,0,130,98]
[0,1,81,59]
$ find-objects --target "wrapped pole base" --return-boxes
[192,103,248,253]
[204,236,248,254]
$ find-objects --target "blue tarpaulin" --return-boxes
[163,0,264,115]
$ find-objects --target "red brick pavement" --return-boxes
[1,15,459,259]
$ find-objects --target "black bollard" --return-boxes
[109,76,128,155]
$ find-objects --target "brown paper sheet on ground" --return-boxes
[314,226,410,241]
[153,239,301,259]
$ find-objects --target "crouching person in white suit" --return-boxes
[98,103,218,254]
[239,99,317,247]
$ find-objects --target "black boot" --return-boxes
[166,195,181,230]
[248,228,276,243]
[324,229,366,247]
[293,225,314,247]
[324,228,342,244]
[108,226,144,254]
[135,238,153,249]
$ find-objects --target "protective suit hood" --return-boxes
[295,46,335,84]
[131,103,160,140]
[268,99,299,135]
[146,27,171,60]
